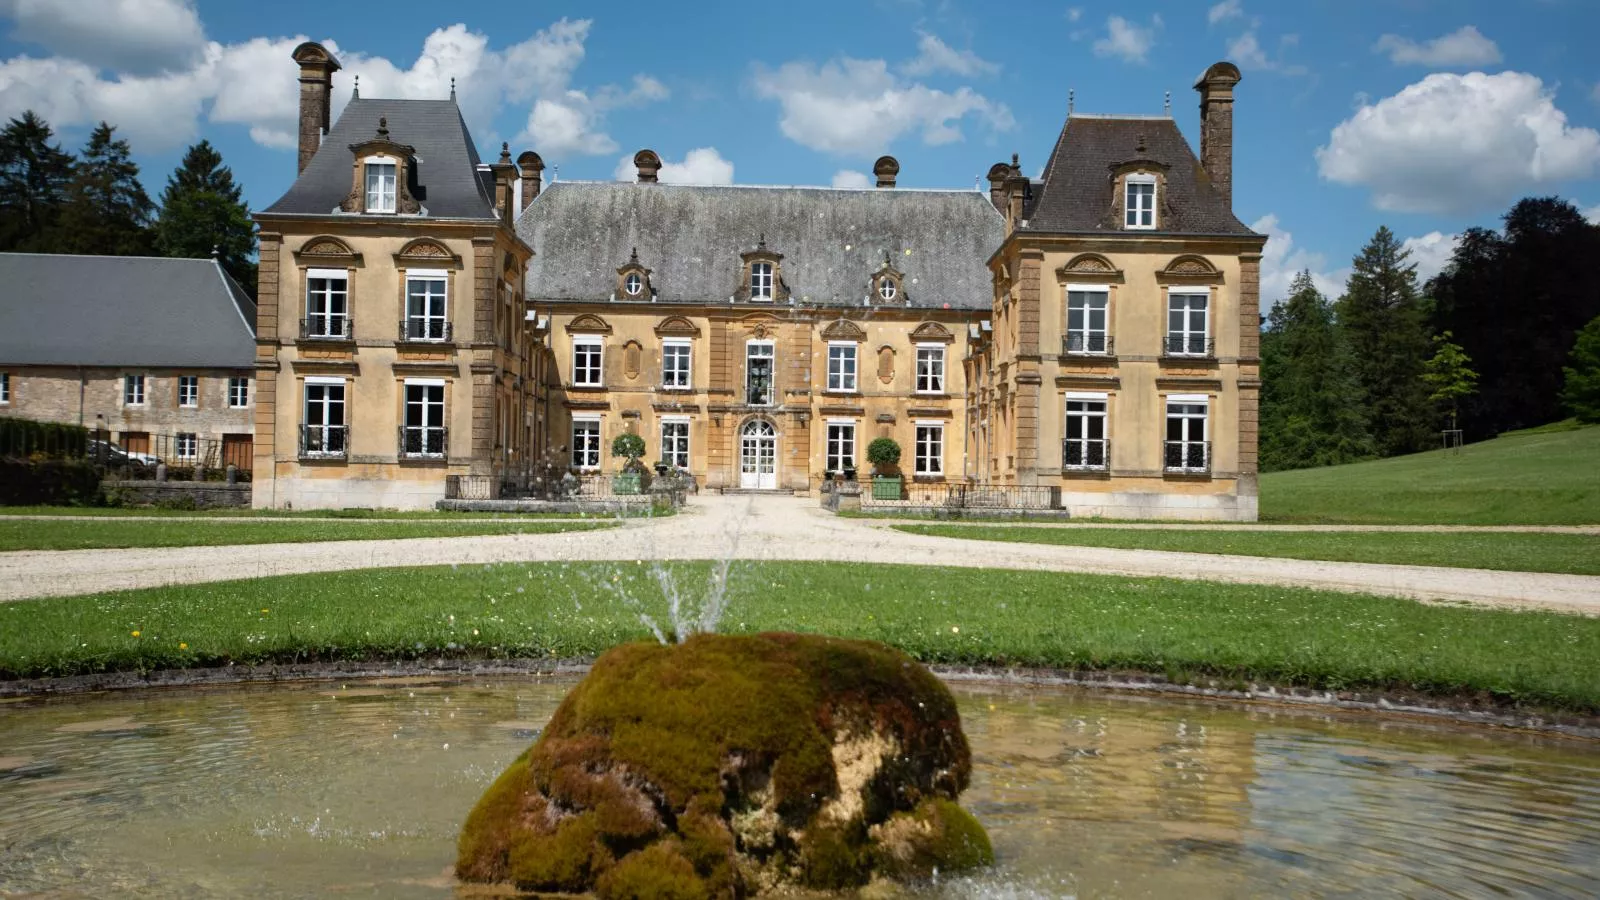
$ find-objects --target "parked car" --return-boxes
[88,440,159,467]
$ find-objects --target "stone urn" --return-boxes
[456,632,992,897]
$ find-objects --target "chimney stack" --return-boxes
[634,149,661,184]
[517,150,544,211]
[291,41,341,176]
[1194,61,1241,209]
[873,155,899,189]
[491,143,517,226]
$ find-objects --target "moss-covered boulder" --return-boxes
[457,632,991,897]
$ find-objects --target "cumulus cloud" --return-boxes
[1208,0,1244,25]
[832,170,873,189]
[1067,8,1082,23]
[1092,15,1159,64]
[752,56,1013,157]
[901,31,998,78]
[1316,72,1600,214]
[1374,25,1501,68]
[1401,231,1461,282]
[1252,214,1349,306]
[611,147,733,185]
[0,0,206,74]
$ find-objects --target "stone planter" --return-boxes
[614,471,641,495]
[872,475,903,500]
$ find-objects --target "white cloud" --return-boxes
[1582,203,1600,225]
[1317,72,1600,214]
[1374,25,1501,68]
[0,0,206,74]
[529,94,616,157]
[1251,214,1349,306]
[1208,0,1243,25]
[752,56,1013,157]
[1227,31,1269,69]
[832,170,873,189]
[1092,15,1159,64]
[901,31,999,78]
[0,51,212,149]
[1401,231,1461,282]
[612,147,734,185]
[1067,8,1082,23]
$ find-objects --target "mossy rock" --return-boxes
[456,632,988,897]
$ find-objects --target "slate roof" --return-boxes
[0,254,257,368]
[1024,115,1257,237]
[263,98,497,220]
[517,182,1004,310]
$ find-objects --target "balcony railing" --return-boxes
[1063,333,1114,356]
[398,425,447,459]
[1163,440,1211,474]
[1163,335,1215,358]
[1062,438,1110,471]
[399,319,452,342]
[300,316,353,341]
[299,424,348,459]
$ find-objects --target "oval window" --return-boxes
[624,272,643,296]
[878,278,897,301]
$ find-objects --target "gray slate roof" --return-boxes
[0,254,257,368]
[518,182,1004,310]
[1025,115,1257,237]
[263,98,497,220]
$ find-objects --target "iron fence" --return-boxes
[398,425,448,459]
[399,319,452,342]
[862,480,1062,511]
[1163,440,1211,473]
[300,316,354,340]
[1062,438,1110,470]
[299,424,348,459]
[1063,334,1114,356]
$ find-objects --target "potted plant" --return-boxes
[866,437,902,501]
[611,433,650,495]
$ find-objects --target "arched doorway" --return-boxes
[739,418,778,489]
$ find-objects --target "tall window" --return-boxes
[305,269,349,338]
[1166,290,1209,356]
[0,372,9,404]
[572,338,603,386]
[178,375,198,408]
[365,160,396,213]
[827,343,857,392]
[123,374,145,406]
[405,272,448,341]
[302,379,347,456]
[1164,397,1209,472]
[662,340,692,390]
[1064,398,1108,469]
[571,418,601,469]
[661,419,690,469]
[175,432,198,461]
[403,381,446,457]
[1125,175,1155,229]
[916,345,945,393]
[746,341,774,405]
[826,422,856,474]
[914,424,944,477]
[228,377,250,408]
[1066,287,1110,354]
[750,262,773,300]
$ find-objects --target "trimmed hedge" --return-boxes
[0,416,88,460]
[0,458,102,506]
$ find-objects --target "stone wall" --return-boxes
[103,480,251,508]
[0,365,253,443]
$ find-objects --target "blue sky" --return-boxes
[1,0,1596,303]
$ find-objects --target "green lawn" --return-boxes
[4,561,1596,712]
[0,506,616,519]
[891,525,1600,575]
[1261,423,1600,525]
[0,518,614,551]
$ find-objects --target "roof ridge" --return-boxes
[0,251,213,263]
[1068,113,1175,121]
[548,181,986,194]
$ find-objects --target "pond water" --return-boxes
[1,677,1597,898]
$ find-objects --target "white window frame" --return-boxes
[305,267,349,339]
[825,419,857,475]
[0,372,9,404]
[624,272,644,297]
[1125,174,1156,230]
[1166,288,1211,357]
[914,421,944,477]
[1164,393,1209,473]
[178,375,198,408]
[571,416,602,470]
[878,277,897,302]
[302,375,347,457]
[404,268,449,341]
[750,261,773,301]
[572,337,604,387]
[660,417,690,469]
[364,156,397,214]
[1064,391,1109,470]
[746,340,775,406]
[915,343,945,394]
[228,377,249,409]
[402,377,447,458]
[175,432,198,461]
[1065,284,1111,355]
[661,339,692,391]
[826,341,858,393]
[123,374,145,407]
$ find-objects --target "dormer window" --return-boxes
[738,236,787,303]
[1125,174,1156,229]
[624,272,643,297]
[870,254,906,305]
[751,262,773,300]
[365,158,396,213]
[878,278,897,301]
[615,247,653,300]
[342,117,419,215]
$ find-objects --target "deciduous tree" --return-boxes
[1561,315,1600,424]
[1422,331,1479,432]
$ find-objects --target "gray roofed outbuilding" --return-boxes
[263,98,497,221]
[517,182,1004,310]
[0,254,256,368]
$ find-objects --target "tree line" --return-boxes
[1261,197,1600,473]
[0,111,257,294]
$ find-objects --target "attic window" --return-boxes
[1125,174,1156,230]
[751,262,774,301]
[365,157,397,213]
[624,272,643,297]
[878,277,897,301]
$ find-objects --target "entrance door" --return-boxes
[221,433,253,472]
[739,419,777,489]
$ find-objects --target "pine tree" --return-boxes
[154,140,256,294]
[57,123,154,256]
[1260,270,1374,471]
[0,111,74,252]
[1421,331,1479,432]
[1335,226,1434,457]
[1561,314,1600,424]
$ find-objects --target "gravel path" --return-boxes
[1,495,1596,613]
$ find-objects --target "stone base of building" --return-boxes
[253,474,446,511]
[1060,489,1258,522]
[103,480,251,509]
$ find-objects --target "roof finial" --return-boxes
[629,246,640,263]
[499,141,511,165]
[352,74,359,99]
[757,232,766,249]
[1164,90,1171,116]
[1068,88,1075,115]
[1136,133,1147,154]
[450,76,456,101]
[376,116,388,139]
[211,244,220,259]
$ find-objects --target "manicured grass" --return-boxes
[0,518,615,552]
[891,525,1600,575]
[0,506,615,519]
[4,561,1597,712]
[1261,423,1600,525]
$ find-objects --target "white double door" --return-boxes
[739,419,777,489]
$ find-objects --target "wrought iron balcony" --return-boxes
[1163,440,1211,474]
[398,425,448,459]
[1163,335,1215,358]
[300,316,353,341]
[1062,333,1114,356]
[299,424,348,459]
[1062,438,1109,471]
[398,319,452,342]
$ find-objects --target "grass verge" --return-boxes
[890,525,1600,575]
[3,561,1596,712]
[0,519,615,552]
[0,505,664,519]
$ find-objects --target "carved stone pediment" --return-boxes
[909,321,955,343]
[1156,254,1225,285]
[654,315,699,338]
[821,318,867,341]
[292,235,363,267]
[566,314,613,335]
[393,237,462,269]
[1057,253,1124,283]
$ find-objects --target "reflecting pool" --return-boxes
[1,677,1596,898]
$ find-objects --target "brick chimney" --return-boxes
[516,150,544,211]
[634,149,661,183]
[873,155,899,188]
[291,41,341,176]
[986,160,1013,213]
[1194,61,1242,209]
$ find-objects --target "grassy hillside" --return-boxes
[1260,422,1600,525]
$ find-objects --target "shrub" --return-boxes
[0,416,87,460]
[0,458,102,506]
[866,437,901,473]
[1562,315,1600,423]
[611,433,646,462]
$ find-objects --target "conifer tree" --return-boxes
[58,122,154,256]
[154,140,256,294]
[1260,270,1374,471]
[0,111,74,252]
[1335,226,1434,457]
[1561,314,1600,424]
[1421,331,1479,432]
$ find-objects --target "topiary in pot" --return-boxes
[611,433,651,494]
[867,437,903,501]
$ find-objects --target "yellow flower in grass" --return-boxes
[179,642,188,650]
[131,630,140,637]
